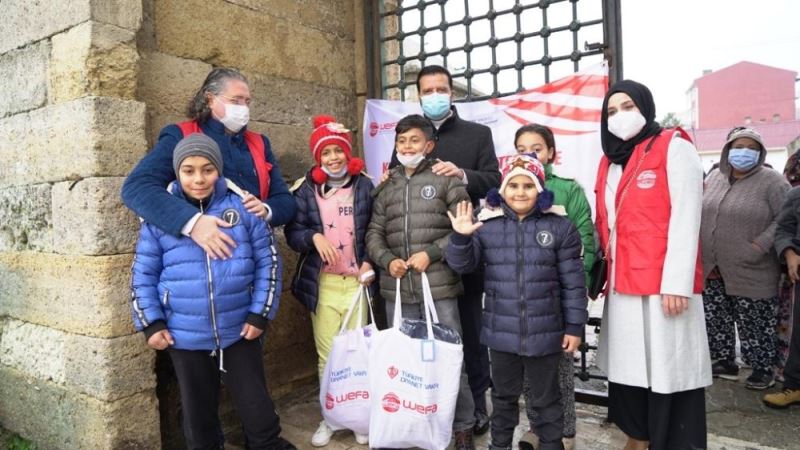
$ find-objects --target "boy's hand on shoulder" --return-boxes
[191,215,236,260]
[389,258,408,278]
[147,330,174,350]
[240,323,264,340]
[406,252,431,273]
[241,191,268,219]
[562,334,581,353]
[448,200,483,235]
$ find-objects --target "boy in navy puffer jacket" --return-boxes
[446,154,587,450]
[130,133,296,450]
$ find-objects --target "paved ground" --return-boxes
[272,297,798,449]
[273,379,797,450]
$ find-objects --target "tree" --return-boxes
[660,112,682,128]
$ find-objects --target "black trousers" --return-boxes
[168,338,282,450]
[784,285,800,390]
[607,383,706,450]
[490,349,563,450]
[459,271,492,411]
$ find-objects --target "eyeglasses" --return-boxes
[217,94,251,106]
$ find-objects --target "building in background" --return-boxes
[684,61,800,171]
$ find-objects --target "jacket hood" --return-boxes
[718,131,767,177]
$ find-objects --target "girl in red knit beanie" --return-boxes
[285,115,375,447]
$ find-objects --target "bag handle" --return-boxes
[602,133,660,258]
[392,278,403,329]
[337,284,376,334]
[419,272,438,341]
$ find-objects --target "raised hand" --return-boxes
[447,200,483,235]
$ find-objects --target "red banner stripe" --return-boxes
[503,110,596,136]
[503,101,602,122]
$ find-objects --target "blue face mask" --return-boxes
[727,147,760,171]
[420,93,451,120]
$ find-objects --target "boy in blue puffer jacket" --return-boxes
[130,133,296,450]
[446,154,587,450]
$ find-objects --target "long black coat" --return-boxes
[285,173,375,312]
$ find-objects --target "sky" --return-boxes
[622,0,800,118]
[393,0,800,120]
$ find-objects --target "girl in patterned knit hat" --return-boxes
[285,115,374,447]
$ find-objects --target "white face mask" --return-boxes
[607,110,646,141]
[321,164,348,178]
[397,153,426,169]
[217,101,250,133]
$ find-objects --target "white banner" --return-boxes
[362,62,608,217]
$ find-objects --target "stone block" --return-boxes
[247,72,356,128]
[0,183,53,252]
[223,0,354,39]
[147,111,185,146]
[0,96,146,188]
[137,51,212,116]
[49,21,139,102]
[0,319,155,401]
[0,252,136,338]
[51,177,139,256]
[247,120,315,182]
[90,0,143,32]
[0,0,89,55]
[154,0,355,91]
[0,365,160,450]
[0,40,50,118]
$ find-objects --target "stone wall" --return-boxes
[0,1,365,448]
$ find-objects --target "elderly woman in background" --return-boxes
[701,127,790,390]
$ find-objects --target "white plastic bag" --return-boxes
[368,273,463,450]
[319,285,377,435]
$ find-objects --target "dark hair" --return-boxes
[514,124,556,162]
[395,114,434,141]
[416,65,453,92]
[186,68,249,122]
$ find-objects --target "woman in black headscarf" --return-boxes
[593,80,712,450]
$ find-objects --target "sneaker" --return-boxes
[454,429,476,450]
[311,420,334,447]
[473,408,490,435]
[518,431,539,450]
[763,388,800,408]
[745,369,775,390]
[354,432,369,445]
[712,359,739,381]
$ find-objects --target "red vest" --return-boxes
[177,121,272,201]
[594,128,704,296]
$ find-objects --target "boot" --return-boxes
[454,428,476,450]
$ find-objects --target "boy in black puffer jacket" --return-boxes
[446,154,587,450]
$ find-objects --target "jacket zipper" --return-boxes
[517,219,527,354]
[199,201,222,354]
[403,177,416,302]
[162,289,170,307]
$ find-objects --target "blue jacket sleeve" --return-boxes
[131,224,166,331]
[121,125,199,237]
[445,231,483,274]
[284,184,317,254]
[556,221,588,336]
[246,209,282,325]
[263,136,297,227]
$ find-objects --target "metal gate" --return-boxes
[365,0,622,101]
[363,0,623,406]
